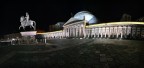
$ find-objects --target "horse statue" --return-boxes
[19,12,36,30]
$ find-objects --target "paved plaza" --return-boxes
[0,39,144,68]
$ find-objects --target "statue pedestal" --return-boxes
[20,31,37,36]
[20,31,37,45]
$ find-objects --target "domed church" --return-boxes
[45,11,144,40]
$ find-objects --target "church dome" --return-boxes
[73,11,97,24]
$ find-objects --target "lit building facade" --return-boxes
[2,11,144,44]
[46,21,144,40]
[44,11,144,40]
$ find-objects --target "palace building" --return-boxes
[41,11,144,40]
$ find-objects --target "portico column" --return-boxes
[71,28,73,37]
[75,27,77,37]
[69,28,71,37]
[76,27,78,37]
[70,28,72,37]
[71,28,72,37]
[66,28,69,37]
[77,27,79,37]
[79,27,81,37]
[68,28,70,37]
[83,26,86,38]
[67,28,68,37]
[73,28,75,37]
[64,28,66,38]
[75,27,77,38]
[73,27,75,37]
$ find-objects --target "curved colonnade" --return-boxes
[44,22,144,40]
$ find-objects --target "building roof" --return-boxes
[86,22,144,28]
[63,17,82,26]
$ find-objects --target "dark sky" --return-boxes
[0,1,143,35]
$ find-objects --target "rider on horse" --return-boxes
[19,12,36,30]
[25,12,29,22]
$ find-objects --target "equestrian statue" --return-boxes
[19,12,36,30]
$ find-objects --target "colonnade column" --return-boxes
[97,28,99,38]
[67,28,70,37]
[104,27,106,38]
[69,28,70,37]
[91,28,93,38]
[120,26,123,39]
[108,27,111,38]
[116,26,118,38]
[67,28,69,37]
[101,28,103,38]
[94,28,96,38]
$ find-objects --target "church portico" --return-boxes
[63,20,86,38]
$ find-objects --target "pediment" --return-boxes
[63,17,83,26]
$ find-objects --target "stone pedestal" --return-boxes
[20,31,37,44]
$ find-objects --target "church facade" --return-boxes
[41,11,144,40]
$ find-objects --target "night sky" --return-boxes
[0,1,143,35]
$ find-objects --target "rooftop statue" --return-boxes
[19,12,36,30]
